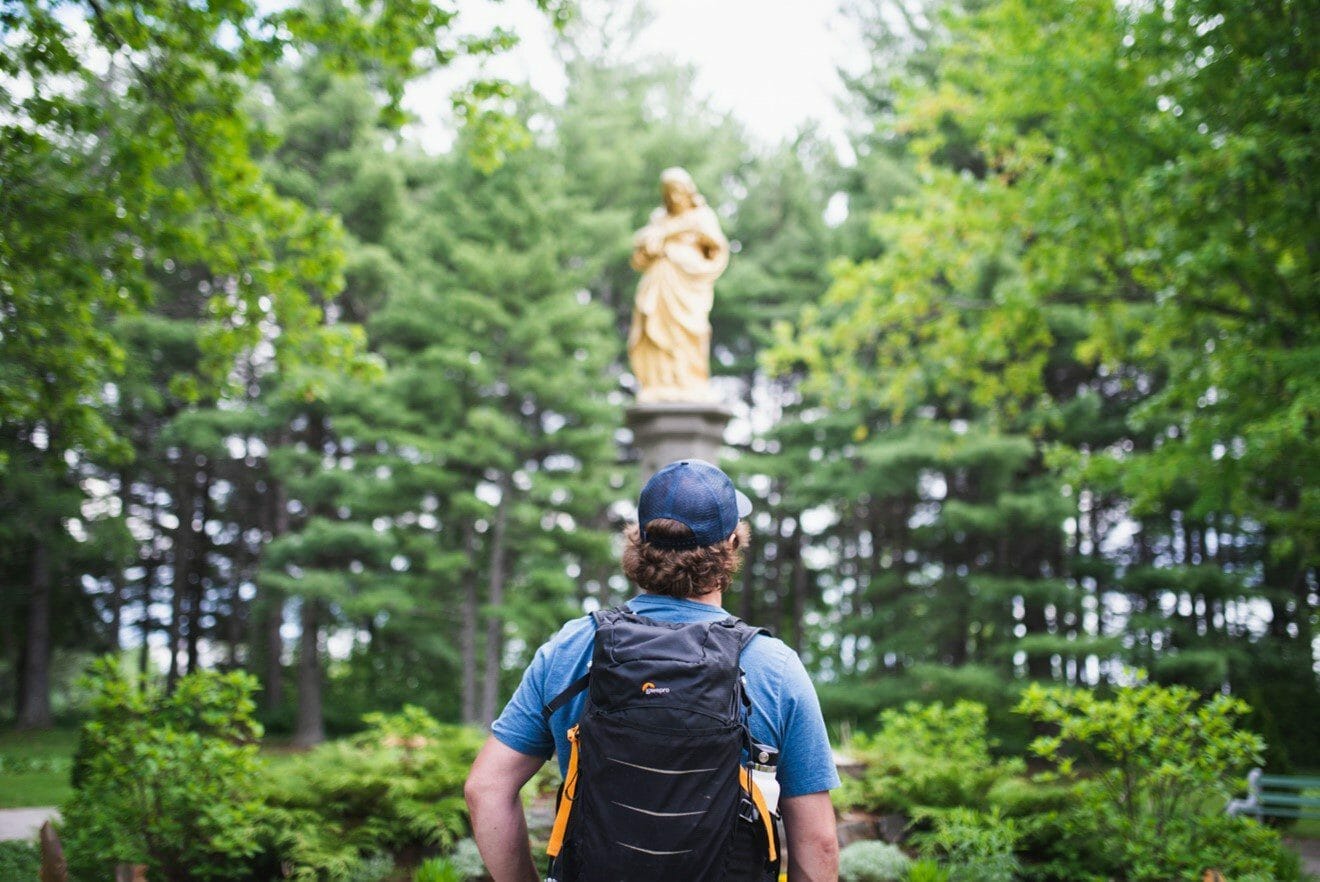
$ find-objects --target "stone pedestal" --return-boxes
[625,401,734,481]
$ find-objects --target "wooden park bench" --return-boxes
[1226,768,1320,821]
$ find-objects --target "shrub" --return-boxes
[835,701,1023,815]
[413,857,462,882]
[60,659,267,882]
[261,706,483,879]
[905,859,950,882]
[0,841,40,882]
[913,807,1019,882]
[839,840,911,882]
[1016,680,1302,882]
[984,776,1075,818]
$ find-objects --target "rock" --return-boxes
[835,812,879,849]
[876,813,909,844]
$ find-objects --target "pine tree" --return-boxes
[372,124,620,724]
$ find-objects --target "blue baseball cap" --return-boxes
[638,460,753,549]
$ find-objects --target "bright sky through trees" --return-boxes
[404,0,858,152]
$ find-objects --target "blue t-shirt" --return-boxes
[491,593,840,799]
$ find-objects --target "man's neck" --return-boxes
[641,589,724,608]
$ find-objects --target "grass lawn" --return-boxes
[0,727,79,809]
[0,728,315,809]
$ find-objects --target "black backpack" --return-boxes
[541,607,782,882]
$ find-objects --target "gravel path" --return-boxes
[0,807,59,842]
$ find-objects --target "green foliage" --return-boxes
[0,841,39,882]
[777,0,1320,772]
[905,859,950,882]
[836,701,1023,814]
[984,777,1075,819]
[913,808,1020,882]
[260,708,482,880]
[413,857,462,882]
[1016,680,1300,881]
[838,840,911,882]
[60,659,266,882]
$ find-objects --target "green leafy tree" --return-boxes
[2,0,568,728]
[778,0,1318,754]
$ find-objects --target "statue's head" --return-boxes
[660,167,703,213]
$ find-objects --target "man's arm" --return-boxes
[465,736,548,882]
[780,791,839,882]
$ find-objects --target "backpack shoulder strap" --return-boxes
[720,615,772,651]
[539,609,617,724]
[541,672,590,725]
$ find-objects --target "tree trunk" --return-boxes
[739,528,756,623]
[260,601,285,712]
[166,460,194,690]
[790,525,807,653]
[139,549,158,683]
[293,598,324,747]
[461,520,479,725]
[107,470,132,653]
[259,475,289,712]
[184,472,209,670]
[17,538,54,729]
[480,478,511,726]
[184,468,212,675]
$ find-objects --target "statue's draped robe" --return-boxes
[627,204,729,402]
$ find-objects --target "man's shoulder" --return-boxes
[540,612,597,656]
[741,629,797,680]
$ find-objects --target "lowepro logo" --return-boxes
[640,681,671,696]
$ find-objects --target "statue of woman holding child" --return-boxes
[628,168,729,403]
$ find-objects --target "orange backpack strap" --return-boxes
[738,767,778,863]
[546,724,581,858]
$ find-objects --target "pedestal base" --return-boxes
[625,402,734,482]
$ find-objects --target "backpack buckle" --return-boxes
[738,795,761,824]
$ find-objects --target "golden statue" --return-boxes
[628,167,729,403]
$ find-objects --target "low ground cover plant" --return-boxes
[0,841,40,882]
[838,839,910,882]
[261,707,482,879]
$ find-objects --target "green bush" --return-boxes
[1016,680,1303,882]
[839,840,911,882]
[413,857,462,882]
[60,659,268,882]
[984,776,1075,818]
[835,701,1023,814]
[905,859,949,882]
[913,808,1019,882]
[261,706,483,880]
[0,841,40,882]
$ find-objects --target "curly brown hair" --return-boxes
[621,518,750,600]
